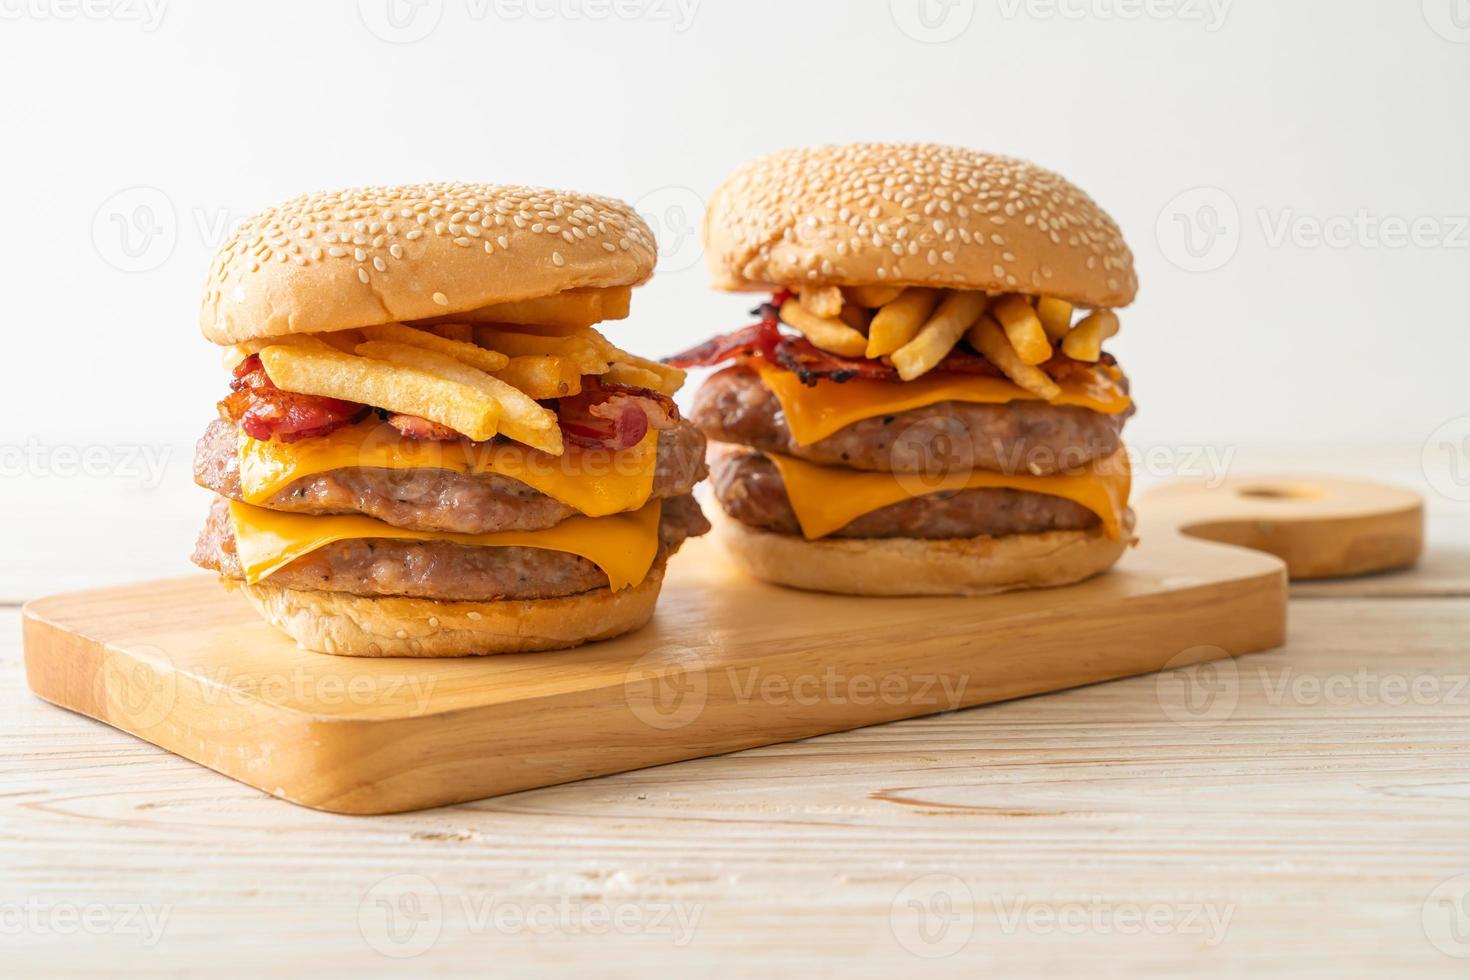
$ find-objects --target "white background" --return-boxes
[0,0,1466,585]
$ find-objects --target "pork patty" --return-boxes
[194,418,708,534]
[192,493,710,601]
[710,447,1099,539]
[691,366,1129,476]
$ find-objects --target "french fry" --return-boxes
[991,294,1053,366]
[222,345,251,372]
[471,326,610,375]
[258,344,501,442]
[360,323,510,373]
[603,363,665,390]
[778,298,868,358]
[891,290,989,381]
[799,285,844,319]
[355,341,562,455]
[966,316,1061,400]
[419,286,633,331]
[844,284,904,308]
[574,328,686,394]
[611,352,684,394]
[1036,296,1074,342]
[491,355,583,400]
[865,287,940,358]
[1061,309,1120,362]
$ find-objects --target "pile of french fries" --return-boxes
[781,285,1120,398]
[222,286,684,455]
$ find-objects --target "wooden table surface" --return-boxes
[4,445,1468,977]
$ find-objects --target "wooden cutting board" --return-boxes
[21,476,1420,814]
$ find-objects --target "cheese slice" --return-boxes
[757,364,1131,447]
[229,498,663,590]
[765,450,1131,540]
[238,422,657,517]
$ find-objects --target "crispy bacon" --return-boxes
[386,414,461,441]
[556,376,681,450]
[217,354,368,443]
[663,319,783,368]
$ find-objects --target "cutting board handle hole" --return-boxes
[1235,483,1326,502]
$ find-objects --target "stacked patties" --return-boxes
[668,144,1135,596]
[192,182,708,656]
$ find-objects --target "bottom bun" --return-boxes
[239,565,665,657]
[716,512,1136,597]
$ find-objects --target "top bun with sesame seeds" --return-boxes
[702,143,1137,309]
[199,182,658,346]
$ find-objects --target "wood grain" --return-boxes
[1138,474,1424,579]
[5,598,1469,976]
[21,517,1287,813]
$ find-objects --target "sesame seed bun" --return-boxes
[238,564,666,658]
[201,182,657,346]
[703,143,1137,308]
[713,510,1136,597]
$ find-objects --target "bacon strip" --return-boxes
[556,376,680,450]
[663,319,782,369]
[217,355,367,443]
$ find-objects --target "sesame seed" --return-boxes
[203,181,659,319]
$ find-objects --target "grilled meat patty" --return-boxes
[710,447,1099,539]
[691,366,1129,476]
[192,493,710,601]
[194,418,708,534]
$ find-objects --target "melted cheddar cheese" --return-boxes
[228,498,663,590]
[756,364,1131,447]
[238,422,658,517]
[765,450,1131,540]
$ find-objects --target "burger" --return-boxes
[191,182,709,656]
[666,144,1135,596]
